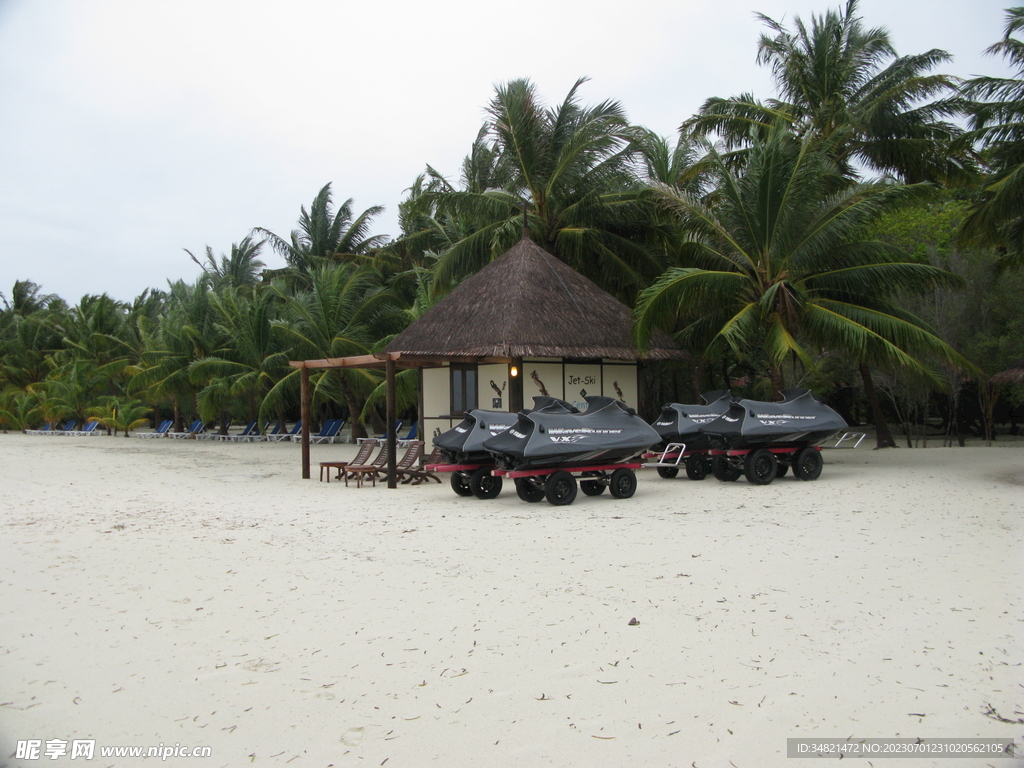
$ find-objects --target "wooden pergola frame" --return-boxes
[288,352,516,487]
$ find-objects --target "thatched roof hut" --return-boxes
[990,356,1024,386]
[384,237,682,361]
[290,237,683,485]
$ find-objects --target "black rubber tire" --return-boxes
[514,477,545,503]
[775,463,789,478]
[794,447,823,481]
[470,467,503,499]
[656,465,679,479]
[609,467,637,499]
[685,456,709,481]
[711,455,742,482]
[744,448,778,485]
[545,470,577,506]
[580,478,606,496]
[450,471,474,497]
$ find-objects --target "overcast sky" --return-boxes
[0,0,1014,304]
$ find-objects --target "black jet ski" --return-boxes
[650,390,733,451]
[483,395,661,471]
[433,397,578,464]
[701,388,847,450]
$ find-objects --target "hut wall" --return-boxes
[523,361,564,405]
[601,363,638,410]
[422,366,453,442]
[479,364,509,410]
[564,362,603,412]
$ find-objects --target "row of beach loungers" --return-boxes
[25,418,415,446]
[24,421,100,436]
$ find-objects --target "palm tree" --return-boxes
[269,263,405,438]
[128,280,222,431]
[88,396,150,437]
[188,287,292,428]
[186,235,267,291]
[683,0,970,184]
[633,127,971,446]
[960,7,1024,271]
[422,78,664,301]
[255,184,388,280]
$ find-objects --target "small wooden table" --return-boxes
[319,461,350,482]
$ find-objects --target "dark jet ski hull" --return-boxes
[483,395,661,471]
[701,389,847,450]
[433,397,579,464]
[650,390,732,451]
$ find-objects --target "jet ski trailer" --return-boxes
[699,388,849,485]
[482,395,662,505]
[644,390,733,480]
[429,397,580,500]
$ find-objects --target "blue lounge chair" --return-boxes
[49,420,76,435]
[24,423,54,435]
[297,418,346,444]
[167,419,205,439]
[358,420,405,445]
[267,420,301,442]
[254,421,284,442]
[397,421,418,447]
[67,421,100,436]
[222,420,259,442]
[136,419,173,439]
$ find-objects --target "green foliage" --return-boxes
[634,127,971,391]
[960,7,1024,271]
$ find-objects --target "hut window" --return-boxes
[450,364,478,416]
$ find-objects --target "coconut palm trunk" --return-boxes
[859,364,897,448]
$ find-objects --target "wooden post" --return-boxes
[386,357,397,488]
[417,367,426,467]
[300,365,310,479]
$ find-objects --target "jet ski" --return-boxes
[483,395,661,471]
[701,388,847,450]
[650,390,733,451]
[433,397,578,464]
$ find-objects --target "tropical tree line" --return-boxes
[3,0,1023,446]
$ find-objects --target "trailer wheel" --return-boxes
[580,478,606,496]
[794,447,823,481]
[609,468,637,499]
[656,466,679,479]
[775,463,789,478]
[514,477,545,503]
[450,472,474,497]
[470,467,503,499]
[744,448,777,485]
[685,456,709,481]
[711,455,742,482]
[545,470,577,506]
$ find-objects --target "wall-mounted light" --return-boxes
[510,365,519,378]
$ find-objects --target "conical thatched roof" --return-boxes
[990,356,1024,386]
[385,238,683,361]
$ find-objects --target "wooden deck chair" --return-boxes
[318,439,377,482]
[399,444,442,485]
[344,442,392,487]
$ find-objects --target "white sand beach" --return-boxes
[1,433,1022,767]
